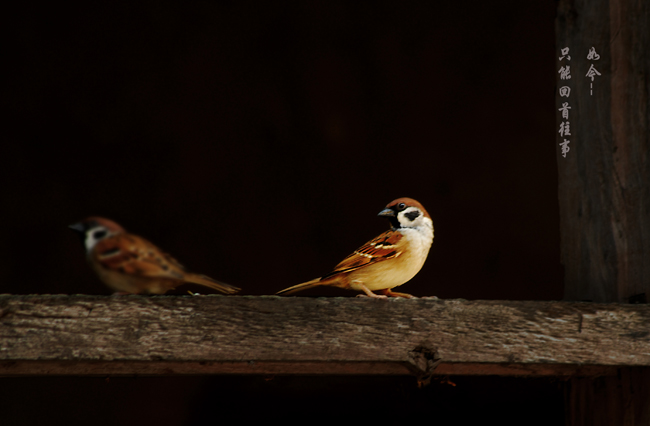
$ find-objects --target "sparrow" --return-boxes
[277,197,433,298]
[69,217,240,295]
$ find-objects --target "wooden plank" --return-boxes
[556,0,650,303]
[1,295,650,376]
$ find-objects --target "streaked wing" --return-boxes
[91,234,185,279]
[321,230,403,280]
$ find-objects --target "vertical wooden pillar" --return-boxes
[565,368,650,426]
[556,0,649,304]
[557,0,650,424]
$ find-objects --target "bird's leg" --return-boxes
[356,283,388,299]
[379,288,415,298]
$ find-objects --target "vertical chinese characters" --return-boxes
[586,47,601,96]
[558,47,572,158]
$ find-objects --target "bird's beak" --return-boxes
[377,208,395,218]
[68,222,86,233]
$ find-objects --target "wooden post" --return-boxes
[557,0,650,424]
[566,369,650,426]
[556,0,650,304]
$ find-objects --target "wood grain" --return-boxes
[1,295,649,376]
[556,0,650,303]
[555,1,650,422]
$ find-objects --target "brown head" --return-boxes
[69,217,126,252]
[377,197,432,229]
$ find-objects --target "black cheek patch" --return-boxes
[387,217,401,229]
[93,230,107,239]
[405,211,421,221]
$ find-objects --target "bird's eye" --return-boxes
[93,230,107,240]
[397,203,406,211]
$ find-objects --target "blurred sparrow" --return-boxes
[69,217,240,295]
[277,197,433,298]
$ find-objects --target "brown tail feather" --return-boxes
[184,273,240,294]
[276,278,322,295]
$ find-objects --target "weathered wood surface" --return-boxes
[557,2,650,423]
[556,0,650,303]
[1,295,650,377]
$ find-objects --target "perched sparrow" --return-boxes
[69,217,240,295]
[277,197,433,298]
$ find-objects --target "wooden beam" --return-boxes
[1,295,649,377]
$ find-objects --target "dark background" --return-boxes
[3,1,563,424]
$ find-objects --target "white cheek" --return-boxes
[396,210,409,225]
[85,234,99,251]
[397,208,426,228]
[84,229,108,252]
